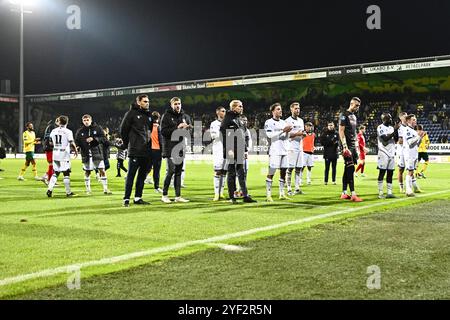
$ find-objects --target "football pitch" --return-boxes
[0,158,449,299]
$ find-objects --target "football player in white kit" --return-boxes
[396,112,408,193]
[376,113,397,199]
[46,115,78,197]
[284,102,305,196]
[210,106,227,201]
[264,103,294,202]
[403,114,425,197]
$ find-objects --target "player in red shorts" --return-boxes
[42,118,59,184]
[355,125,369,177]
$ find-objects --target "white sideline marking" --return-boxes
[0,190,449,287]
[207,243,251,252]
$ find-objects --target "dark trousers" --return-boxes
[163,157,184,197]
[124,156,151,200]
[149,149,162,189]
[324,158,337,183]
[227,163,248,199]
[116,159,127,176]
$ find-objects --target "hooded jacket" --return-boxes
[75,123,106,163]
[160,107,188,158]
[120,103,153,157]
[220,110,247,161]
[320,128,339,160]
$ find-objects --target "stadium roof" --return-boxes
[2,54,448,103]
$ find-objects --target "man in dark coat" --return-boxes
[220,99,256,204]
[119,94,153,207]
[160,97,190,203]
[320,121,339,185]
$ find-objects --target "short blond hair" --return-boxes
[229,100,243,110]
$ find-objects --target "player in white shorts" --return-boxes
[47,115,78,197]
[284,102,305,195]
[264,103,294,202]
[403,114,425,197]
[210,106,226,201]
[75,114,111,195]
[396,112,408,193]
[376,113,397,199]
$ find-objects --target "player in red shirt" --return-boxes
[355,125,368,177]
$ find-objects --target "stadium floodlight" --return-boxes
[9,0,34,6]
[9,0,33,152]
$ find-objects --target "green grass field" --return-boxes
[0,157,449,299]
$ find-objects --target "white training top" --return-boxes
[396,123,408,155]
[209,119,223,158]
[50,126,74,161]
[285,116,304,152]
[377,124,396,157]
[403,125,421,159]
[264,118,289,156]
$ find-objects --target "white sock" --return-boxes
[266,179,272,197]
[412,178,418,189]
[214,175,220,195]
[286,170,292,192]
[405,175,412,194]
[279,179,285,196]
[351,191,357,197]
[378,181,384,195]
[100,176,108,192]
[219,175,225,195]
[48,174,58,191]
[307,170,311,181]
[63,176,71,194]
[134,197,141,201]
[295,171,301,190]
[84,176,91,192]
[387,183,393,194]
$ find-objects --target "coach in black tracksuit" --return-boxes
[160,97,190,201]
[120,94,153,207]
[320,122,339,185]
[220,100,256,204]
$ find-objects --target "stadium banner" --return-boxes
[327,69,345,77]
[428,143,450,154]
[133,87,156,94]
[363,59,450,74]
[344,67,362,75]
[293,71,327,80]
[206,80,235,88]
[0,96,18,103]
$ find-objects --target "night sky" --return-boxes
[0,0,449,94]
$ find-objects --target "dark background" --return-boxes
[1,0,449,94]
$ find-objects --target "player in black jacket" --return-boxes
[75,115,111,195]
[119,94,153,207]
[220,100,256,204]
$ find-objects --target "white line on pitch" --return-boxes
[0,189,449,288]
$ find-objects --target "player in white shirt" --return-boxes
[396,112,408,193]
[403,114,424,197]
[46,115,78,197]
[284,102,306,196]
[210,106,226,201]
[376,113,397,199]
[264,103,294,202]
